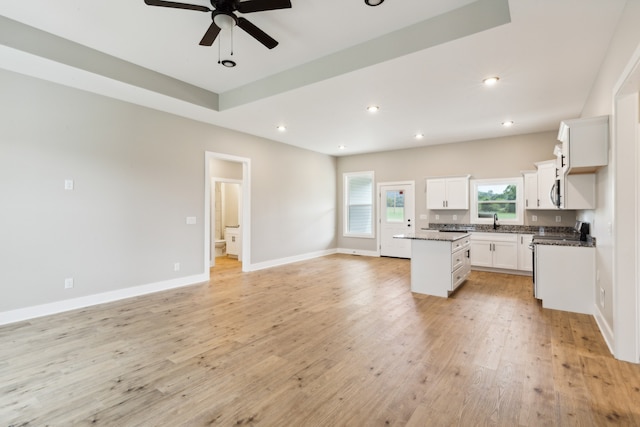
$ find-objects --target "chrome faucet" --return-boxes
[493,213,499,230]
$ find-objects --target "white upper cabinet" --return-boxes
[524,161,557,210]
[536,161,557,210]
[426,176,470,210]
[558,115,609,173]
[523,171,538,210]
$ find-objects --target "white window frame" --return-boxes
[470,177,524,225]
[343,171,375,238]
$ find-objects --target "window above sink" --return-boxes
[470,177,524,226]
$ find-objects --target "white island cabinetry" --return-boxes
[403,232,471,297]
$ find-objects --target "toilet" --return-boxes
[214,239,226,257]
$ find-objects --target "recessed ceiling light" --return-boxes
[502,120,514,127]
[483,76,500,86]
[365,0,384,6]
[366,105,380,113]
[276,125,287,132]
[338,145,347,150]
[415,133,425,139]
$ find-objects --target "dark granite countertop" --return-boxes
[394,231,470,241]
[423,223,596,247]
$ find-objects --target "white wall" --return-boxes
[579,0,640,361]
[0,69,337,315]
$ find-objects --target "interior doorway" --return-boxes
[211,179,242,262]
[205,152,251,272]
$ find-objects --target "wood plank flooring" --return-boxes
[1,254,639,426]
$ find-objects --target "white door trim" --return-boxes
[377,180,415,258]
[612,41,640,363]
[205,152,251,273]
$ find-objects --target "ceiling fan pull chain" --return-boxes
[230,26,234,56]
[217,33,221,64]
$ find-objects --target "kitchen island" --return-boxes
[395,231,471,297]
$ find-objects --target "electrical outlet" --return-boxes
[555,215,562,223]
[64,278,74,289]
[452,215,457,221]
[419,214,427,220]
[174,263,180,272]
[531,215,537,222]
[600,287,605,308]
[435,214,440,220]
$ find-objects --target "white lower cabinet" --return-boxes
[536,244,595,314]
[225,227,240,256]
[470,232,518,270]
[517,234,534,272]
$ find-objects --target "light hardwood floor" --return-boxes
[1,254,639,426]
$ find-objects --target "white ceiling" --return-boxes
[0,0,628,156]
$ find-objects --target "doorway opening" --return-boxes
[205,152,251,272]
[212,180,242,261]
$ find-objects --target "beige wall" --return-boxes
[337,131,562,252]
[0,69,337,313]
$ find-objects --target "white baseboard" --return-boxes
[336,248,380,257]
[593,304,615,357]
[0,273,209,326]
[246,249,338,271]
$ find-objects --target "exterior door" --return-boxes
[379,182,414,258]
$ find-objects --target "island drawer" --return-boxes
[451,264,471,291]
[451,236,471,253]
[451,250,467,271]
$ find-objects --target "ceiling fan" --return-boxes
[144,0,292,49]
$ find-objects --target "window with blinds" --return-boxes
[344,171,375,238]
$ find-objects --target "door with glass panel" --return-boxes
[379,182,415,258]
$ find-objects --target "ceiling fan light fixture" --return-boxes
[213,13,237,30]
[221,59,236,67]
[365,0,385,6]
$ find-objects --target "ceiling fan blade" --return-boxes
[144,0,211,13]
[237,17,278,49]
[236,0,292,14]
[199,21,221,46]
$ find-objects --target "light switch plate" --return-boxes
[186,217,197,225]
[64,179,74,190]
